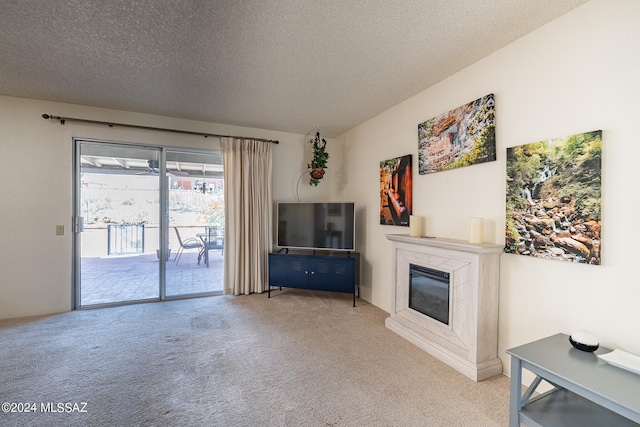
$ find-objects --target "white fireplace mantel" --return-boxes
[385,234,503,381]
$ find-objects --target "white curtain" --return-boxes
[221,137,273,295]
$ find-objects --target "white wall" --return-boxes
[334,0,640,375]
[0,96,327,319]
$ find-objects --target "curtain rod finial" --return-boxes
[42,113,64,124]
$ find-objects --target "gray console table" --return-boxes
[507,333,640,427]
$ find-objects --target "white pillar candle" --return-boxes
[409,215,423,237]
[469,217,484,244]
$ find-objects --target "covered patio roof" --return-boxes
[80,146,223,178]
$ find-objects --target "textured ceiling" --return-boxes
[0,0,588,137]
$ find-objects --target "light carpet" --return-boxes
[0,289,510,426]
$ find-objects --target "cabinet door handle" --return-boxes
[311,271,315,275]
[305,270,308,274]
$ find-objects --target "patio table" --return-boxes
[197,233,224,267]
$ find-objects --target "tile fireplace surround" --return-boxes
[385,234,503,381]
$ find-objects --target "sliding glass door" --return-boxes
[75,141,161,305]
[166,150,224,297]
[74,140,223,307]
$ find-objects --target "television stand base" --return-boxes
[267,252,359,306]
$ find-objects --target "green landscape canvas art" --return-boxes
[418,93,495,174]
[505,130,602,264]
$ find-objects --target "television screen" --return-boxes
[277,202,355,251]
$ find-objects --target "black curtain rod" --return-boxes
[41,114,279,144]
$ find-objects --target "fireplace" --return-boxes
[409,264,450,325]
[385,234,503,381]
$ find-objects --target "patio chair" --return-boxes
[173,227,204,265]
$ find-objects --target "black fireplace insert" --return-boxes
[409,264,450,325]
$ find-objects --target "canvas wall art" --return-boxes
[418,93,496,174]
[380,154,412,226]
[505,130,602,264]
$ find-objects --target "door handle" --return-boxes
[74,216,85,233]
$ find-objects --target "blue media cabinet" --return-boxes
[268,252,359,306]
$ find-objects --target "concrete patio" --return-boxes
[80,249,223,306]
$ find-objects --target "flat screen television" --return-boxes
[277,202,356,251]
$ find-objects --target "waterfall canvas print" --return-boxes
[505,130,602,264]
[380,154,412,226]
[418,93,496,174]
